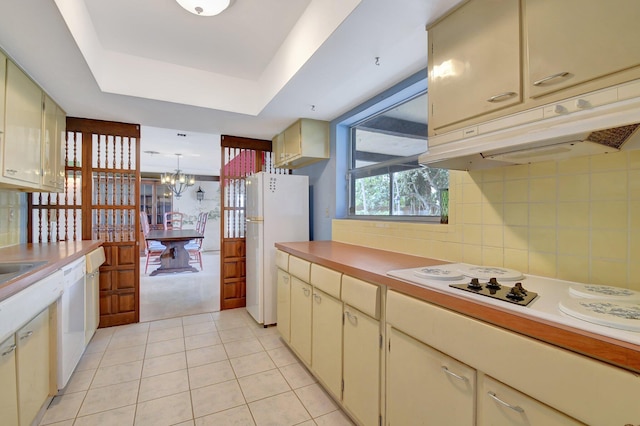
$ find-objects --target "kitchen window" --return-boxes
[347,91,449,220]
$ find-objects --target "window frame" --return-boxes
[346,90,446,222]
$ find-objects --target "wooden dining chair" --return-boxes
[186,212,207,270]
[163,211,184,230]
[140,211,165,274]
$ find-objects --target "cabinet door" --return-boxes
[387,327,475,426]
[272,132,285,167]
[289,277,312,365]
[311,288,342,399]
[16,308,50,426]
[54,104,66,191]
[41,94,58,190]
[4,62,42,186]
[0,336,19,426]
[276,269,291,342]
[283,121,301,163]
[0,51,6,135]
[428,0,521,132]
[343,305,380,426]
[526,0,640,98]
[478,375,584,425]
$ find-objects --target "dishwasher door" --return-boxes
[85,247,105,345]
[57,257,86,390]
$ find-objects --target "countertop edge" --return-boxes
[0,240,104,302]
[276,240,640,374]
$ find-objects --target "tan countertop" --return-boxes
[0,240,103,302]
[276,240,640,374]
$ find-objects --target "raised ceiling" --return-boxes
[0,0,461,174]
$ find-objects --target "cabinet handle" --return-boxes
[344,310,358,325]
[441,366,469,382]
[302,287,310,296]
[283,276,289,283]
[313,293,321,303]
[487,391,525,413]
[1,344,16,356]
[486,92,517,103]
[5,169,17,175]
[532,71,569,86]
[19,330,34,340]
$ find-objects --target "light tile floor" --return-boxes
[41,309,355,426]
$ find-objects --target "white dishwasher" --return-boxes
[57,257,86,389]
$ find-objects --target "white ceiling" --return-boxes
[0,0,460,175]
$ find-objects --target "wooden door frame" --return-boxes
[219,135,271,310]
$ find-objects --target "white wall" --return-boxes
[171,180,221,251]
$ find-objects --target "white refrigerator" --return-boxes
[245,172,309,325]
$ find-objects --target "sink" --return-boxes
[0,261,47,284]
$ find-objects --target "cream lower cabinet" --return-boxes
[343,304,380,426]
[16,308,50,426]
[386,327,475,425]
[289,277,312,365]
[478,374,583,426]
[276,268,291,342]
[311,288,343,398]
[0,335,19,426]
[341,274,382,426]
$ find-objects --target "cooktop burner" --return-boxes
[450,278,538,306]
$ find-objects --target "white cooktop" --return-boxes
[387,263,640,345]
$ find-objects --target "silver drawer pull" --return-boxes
[533,71,569,86]
[441,366,468,382]
[5,169,17,175]
[313,293,321,303]
[302,287,310,296]
[282,276,289,283]
[488,391,525,413]
[19,330,34,340]
[2,344,16,356]
[344,311,358,325]
[486,92,517,103]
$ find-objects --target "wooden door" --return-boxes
[30,118,140,327]
[219,135,278,310]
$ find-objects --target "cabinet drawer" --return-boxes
[386,290,640,425]
[478,375,583,425]
[310,264,341,299]
[288,256,310,282]
[275,250,289,271]
[341,275,380,319]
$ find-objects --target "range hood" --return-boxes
[420,81,640,170]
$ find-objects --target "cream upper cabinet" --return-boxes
[276,268,291,342]
[0,51,6,137]
[274,119,329,169]
[428,0,521,133]
[478,375,583,426]
[41,94,59,191]
[3,61,43,186]
[526,0,640,99]
[310,288,343,399]
[0,336,19,426]
[16,308,50,426]
[387,327,476,426]
[289,277,312,365]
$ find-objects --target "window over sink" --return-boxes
[347,91,449,220]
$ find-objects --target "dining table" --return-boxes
[145,229,204,276]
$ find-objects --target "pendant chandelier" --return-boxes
[175,0,231,16]
[161,154,195,199]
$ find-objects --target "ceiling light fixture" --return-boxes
[175,0,231,16]
[161,154,195,199]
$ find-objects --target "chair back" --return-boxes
[196,212,208,234]
[164,211,184,230]
[140,211,150,236]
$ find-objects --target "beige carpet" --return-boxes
[139,251,221,322]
